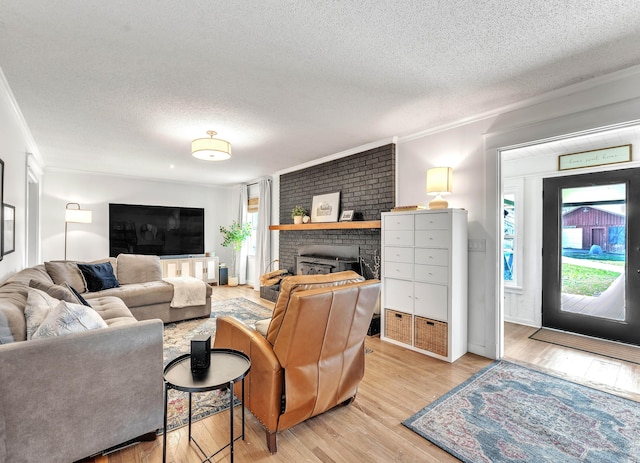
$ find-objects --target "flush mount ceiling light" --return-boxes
[191,130,231,161]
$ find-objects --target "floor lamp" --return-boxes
[64,203,92,260]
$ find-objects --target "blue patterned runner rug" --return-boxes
[403,360,640,462]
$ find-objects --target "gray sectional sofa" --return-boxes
[45,253,213,323]
[0,254,212,462]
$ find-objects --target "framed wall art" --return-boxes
[558,144,631,171]
[3,204,14,255]
[311,192,340,223]
[339,210,354,221]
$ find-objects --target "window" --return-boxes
[503,178,523,288]
[503,194,515,282]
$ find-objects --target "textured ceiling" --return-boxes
[2,1,640,185]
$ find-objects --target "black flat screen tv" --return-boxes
[109,203,205,257]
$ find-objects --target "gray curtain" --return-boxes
[237,184,249,284]
[253,177,272,289]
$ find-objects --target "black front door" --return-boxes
[542,168,640,345]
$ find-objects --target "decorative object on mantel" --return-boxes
[191,130,232,161]
[426,167,453,210]
[311,191,340,223]
[339,210,354,221]
[219,221,252,286]
[291,205,307,224]
[302,215,310,223]
[558,144,631,171]
[391,205,426,212]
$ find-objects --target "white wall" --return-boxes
[397,118,496,357]
[40,170,236,264]
[395,66,640,359]
[0,71,42,281]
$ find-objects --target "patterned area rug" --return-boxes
[403,360,640,462]
[161,297,273,433]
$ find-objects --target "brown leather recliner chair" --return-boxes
[213,271,381,453]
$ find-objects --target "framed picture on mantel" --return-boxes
[311,192,340,223]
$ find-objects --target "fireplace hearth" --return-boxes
[295,245,360,275]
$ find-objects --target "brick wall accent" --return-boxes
[278,143,395,277]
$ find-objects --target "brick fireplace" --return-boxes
[278,143,395,279]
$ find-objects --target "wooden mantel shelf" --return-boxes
[269,220,381,231]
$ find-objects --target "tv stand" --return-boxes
[160,255,219,285]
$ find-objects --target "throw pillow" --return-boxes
[64,283,91,306]
[28,279,81,304]
[24,288,60,340]
[44,261,87,293]
[116,254,162,284]
[31,300,108,339]
[77,262,120,292]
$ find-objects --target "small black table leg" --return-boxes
[241,377,246,439]
[188,391,193,441]
[163,383,168,463]
[230,380,235,463]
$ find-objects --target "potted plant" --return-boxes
[219,221,252,286]
[291,205,306,224]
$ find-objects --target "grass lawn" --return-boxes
[562,264,621,296]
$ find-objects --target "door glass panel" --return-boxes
[560,184,626,321]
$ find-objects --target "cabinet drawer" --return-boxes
[413,282,448,321]
[385,230,414,246]
[384,214,413,230]
[415,264,448,284]
[415,213,450,230]
[415,248,448,266]
[384,262,413,280]
[385,246,414,263]
[384,309,412,345]
[415,230,449,248]
[384,278,414,309]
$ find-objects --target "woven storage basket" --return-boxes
[384,309,411,345]
[414,316,448,357]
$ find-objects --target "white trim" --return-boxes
[0,68,45,169]
[399,65,640,144]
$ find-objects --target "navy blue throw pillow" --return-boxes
[77,262,120,292]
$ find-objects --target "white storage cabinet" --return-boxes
[380,209,468,362]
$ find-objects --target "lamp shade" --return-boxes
[65,203,92,223]
[192,130,231,161]
[426,167,453,194]
[426,167,453,210]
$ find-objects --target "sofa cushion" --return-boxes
[44,261,87,293]
[87,296,138,327]
[31,300,108,339]
[28,279,82,304]
[116,254,163,285]
[265,271,365,345]
[0,281,30,343]
[24,288,62,340]
[77,262,120,292]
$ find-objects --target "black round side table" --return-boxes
[162,348,250,463]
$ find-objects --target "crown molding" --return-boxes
[275,136,397,176]
[0,67,46,168]
[399,64,640,143]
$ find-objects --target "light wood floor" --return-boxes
[85,286,640,463]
